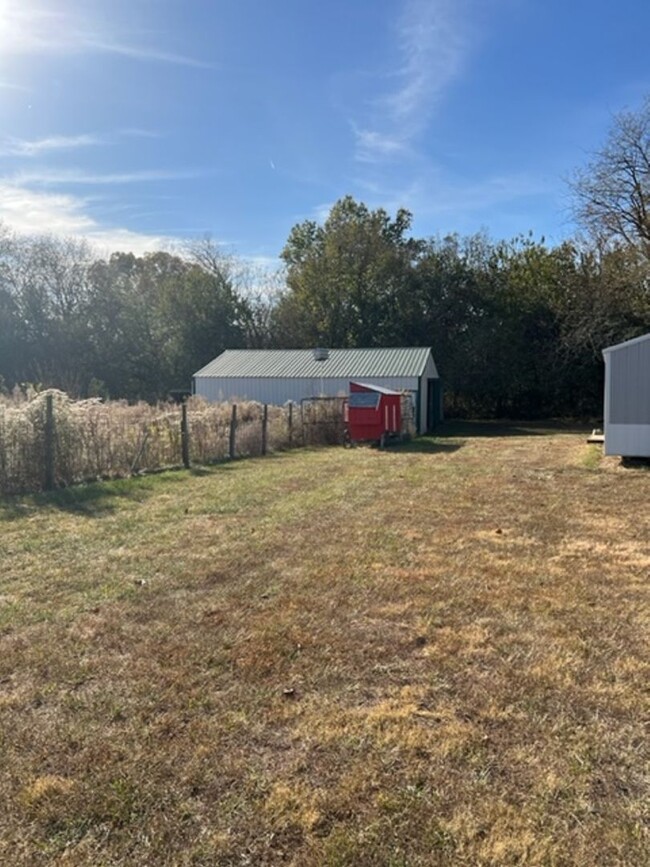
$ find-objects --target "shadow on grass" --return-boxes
[434,420,591,438]
[0,473,170,521]
[389,438,466,455]
[385,419,591,455]
[0,452,299,520]
[620,456,650,471]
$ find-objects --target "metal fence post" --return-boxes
[288,402,293,448]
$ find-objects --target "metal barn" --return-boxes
[193,347,441,433]
[602,333,650,457]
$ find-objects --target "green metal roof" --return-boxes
[194,347,434,379]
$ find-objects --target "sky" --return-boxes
[0,0,648,266]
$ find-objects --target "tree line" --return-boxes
[0,231,267,402]
[1,97,649,418]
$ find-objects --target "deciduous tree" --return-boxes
[571,97,650,250]
[278,196,421,346]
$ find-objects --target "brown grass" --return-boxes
[0,423,648,865]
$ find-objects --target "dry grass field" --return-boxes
[0,423,648,866]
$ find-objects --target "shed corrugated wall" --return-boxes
[603,334,650,456]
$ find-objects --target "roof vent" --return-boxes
[312,347,329,362]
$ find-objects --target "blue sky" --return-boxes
[0,0,648,265]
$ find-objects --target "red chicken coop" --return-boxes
[345,381,407,446]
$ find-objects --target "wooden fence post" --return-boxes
[261,404,268,456]
[287,402,293,448]
[181,402,190,469]
[229,404,237,459]
[44,393,55,490]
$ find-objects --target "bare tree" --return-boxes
[571,97,650,250]
[182,235,236,283]
[183,235,283,347]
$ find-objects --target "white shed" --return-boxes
[193,347,441,433]
[602,333,650,457]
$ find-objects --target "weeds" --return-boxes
[0,390,345,493]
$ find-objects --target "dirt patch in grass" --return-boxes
[0,429,648,865]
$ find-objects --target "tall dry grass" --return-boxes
[0,390,346,494]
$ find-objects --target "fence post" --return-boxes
[287,402,293,448]
[181,402,190,469]
[229,404,237,459]
[44,393,55,490]
[261,404,268,456]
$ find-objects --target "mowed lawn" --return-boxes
[0,425,648,866]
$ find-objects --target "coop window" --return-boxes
[349,392,380,409]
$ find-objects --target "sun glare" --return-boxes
[0,0,57,58]
[0,1,27,55]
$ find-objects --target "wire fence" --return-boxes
[0,390,346,495]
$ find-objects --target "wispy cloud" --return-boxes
[419,173,551,217]
[353,127,411,163]
[0,1,212,68]
[11,168,202,186]
[387,0,467,121]
[353,0,471,163]
[118,128,163,140]
[343,0,535,235]
[0,80,30,92]
[353,168,552,226]
[0,134,103,157]
[0,129,163,158]
[84,39,213,70]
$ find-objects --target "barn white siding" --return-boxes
[193,374,421,407]
[603,333,650,457]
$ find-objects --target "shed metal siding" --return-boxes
[603,424,650,457]
[607,338,650,424]
[602,333,650,456]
